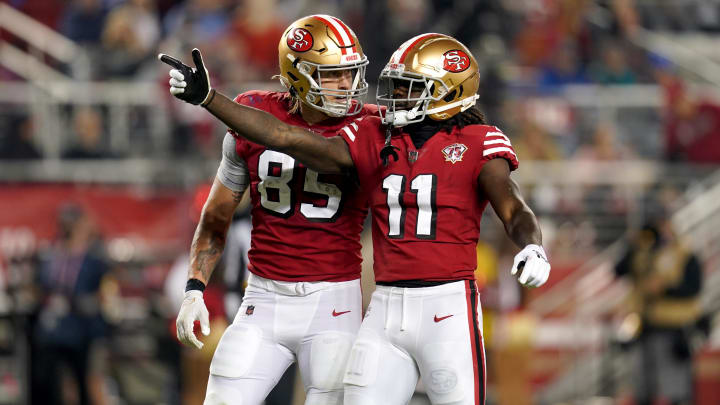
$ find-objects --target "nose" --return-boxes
[337,71,352,90]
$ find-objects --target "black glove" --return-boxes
[158,48,214,106]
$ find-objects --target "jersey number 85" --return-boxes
[257,150,342,222]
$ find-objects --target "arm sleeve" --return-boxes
[336,118,364,167]
[664,254,702,298]
[615,249,632,278]
[216,132,249,193]
[480,127,519,171]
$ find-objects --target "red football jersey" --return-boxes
[338,117,519,282]
[230,91,377,281]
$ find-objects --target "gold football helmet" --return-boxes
[277,15,368,116]
[377,33,480,126]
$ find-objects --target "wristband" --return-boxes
[185,278,206,292]
[201,89,216,107]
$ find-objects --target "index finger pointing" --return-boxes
[158,53,185,69]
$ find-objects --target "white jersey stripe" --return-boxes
[343,126,356,142]
[485,131,509,142]
[483,147,516,157]
[483,139,512,146]
[350,122,358,131]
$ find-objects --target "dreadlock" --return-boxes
[434,105,486,134]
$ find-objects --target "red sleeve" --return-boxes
[336,116,370,169]
[227,91,267,159]
[478,126,519,171]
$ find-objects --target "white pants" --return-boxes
[343,280,485,405]
[205,273,362,405]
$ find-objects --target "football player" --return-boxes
[162,33,550,405]
[160,15,377,405]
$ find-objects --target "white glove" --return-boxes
[511,244,550,287]
[176,290,210,349]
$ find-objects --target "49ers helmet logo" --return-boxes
[442,50,470,73]
[287,28,313,52]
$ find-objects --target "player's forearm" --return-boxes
[505,207,543,248]
[204,91,348,173]
[188,215,230,285]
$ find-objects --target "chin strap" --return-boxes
[425,94,479,116]
[379,127,400,166]
[425,94,480,114]
[388,94,480,127]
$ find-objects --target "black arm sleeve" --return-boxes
[615,249,632,278]
[665,255,702,298]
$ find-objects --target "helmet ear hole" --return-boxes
[458,85,464,98]
[287,71,299,82]
[443,89,457,102]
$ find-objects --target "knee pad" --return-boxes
[308,331,354,391]
[343,385,375,405]
[204,390,243,405]
[304,389,343,405]
[343,338,380,388]
[204,375,245,405]
[209,323,262,378]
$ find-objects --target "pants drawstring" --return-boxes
[384,288,393,330]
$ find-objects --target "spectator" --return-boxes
[512,119,564,161]
[0,115,42,160]
[615,215,703,405]
[225,0,286,81]
[162,0,233,44]
[99,0,160,77]
[589,41,637,85]
[664,80,720,163]
[62,107,114,159]
[537,40,590,89]
[31,204,110,405]
[59,0,107,44]
[573,121,635,161]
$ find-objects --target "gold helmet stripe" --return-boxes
[312,14,356,55]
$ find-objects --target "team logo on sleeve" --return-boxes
[287,28,313,52]
[442,50,470,73]
[442,143,468,164]
[246,305,255,315]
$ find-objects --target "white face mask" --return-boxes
[296,59,369,117]
[376,69,479,127]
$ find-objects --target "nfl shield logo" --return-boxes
[246,305,255,315]
[442,143,468,164]
[408,150,419,164]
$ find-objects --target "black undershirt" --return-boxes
[403,120,446,149]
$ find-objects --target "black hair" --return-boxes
[433,105,486,134]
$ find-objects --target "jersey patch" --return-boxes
[441,143,468,164]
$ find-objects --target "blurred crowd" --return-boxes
[1,0,720,164]
[1,0,720,404]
